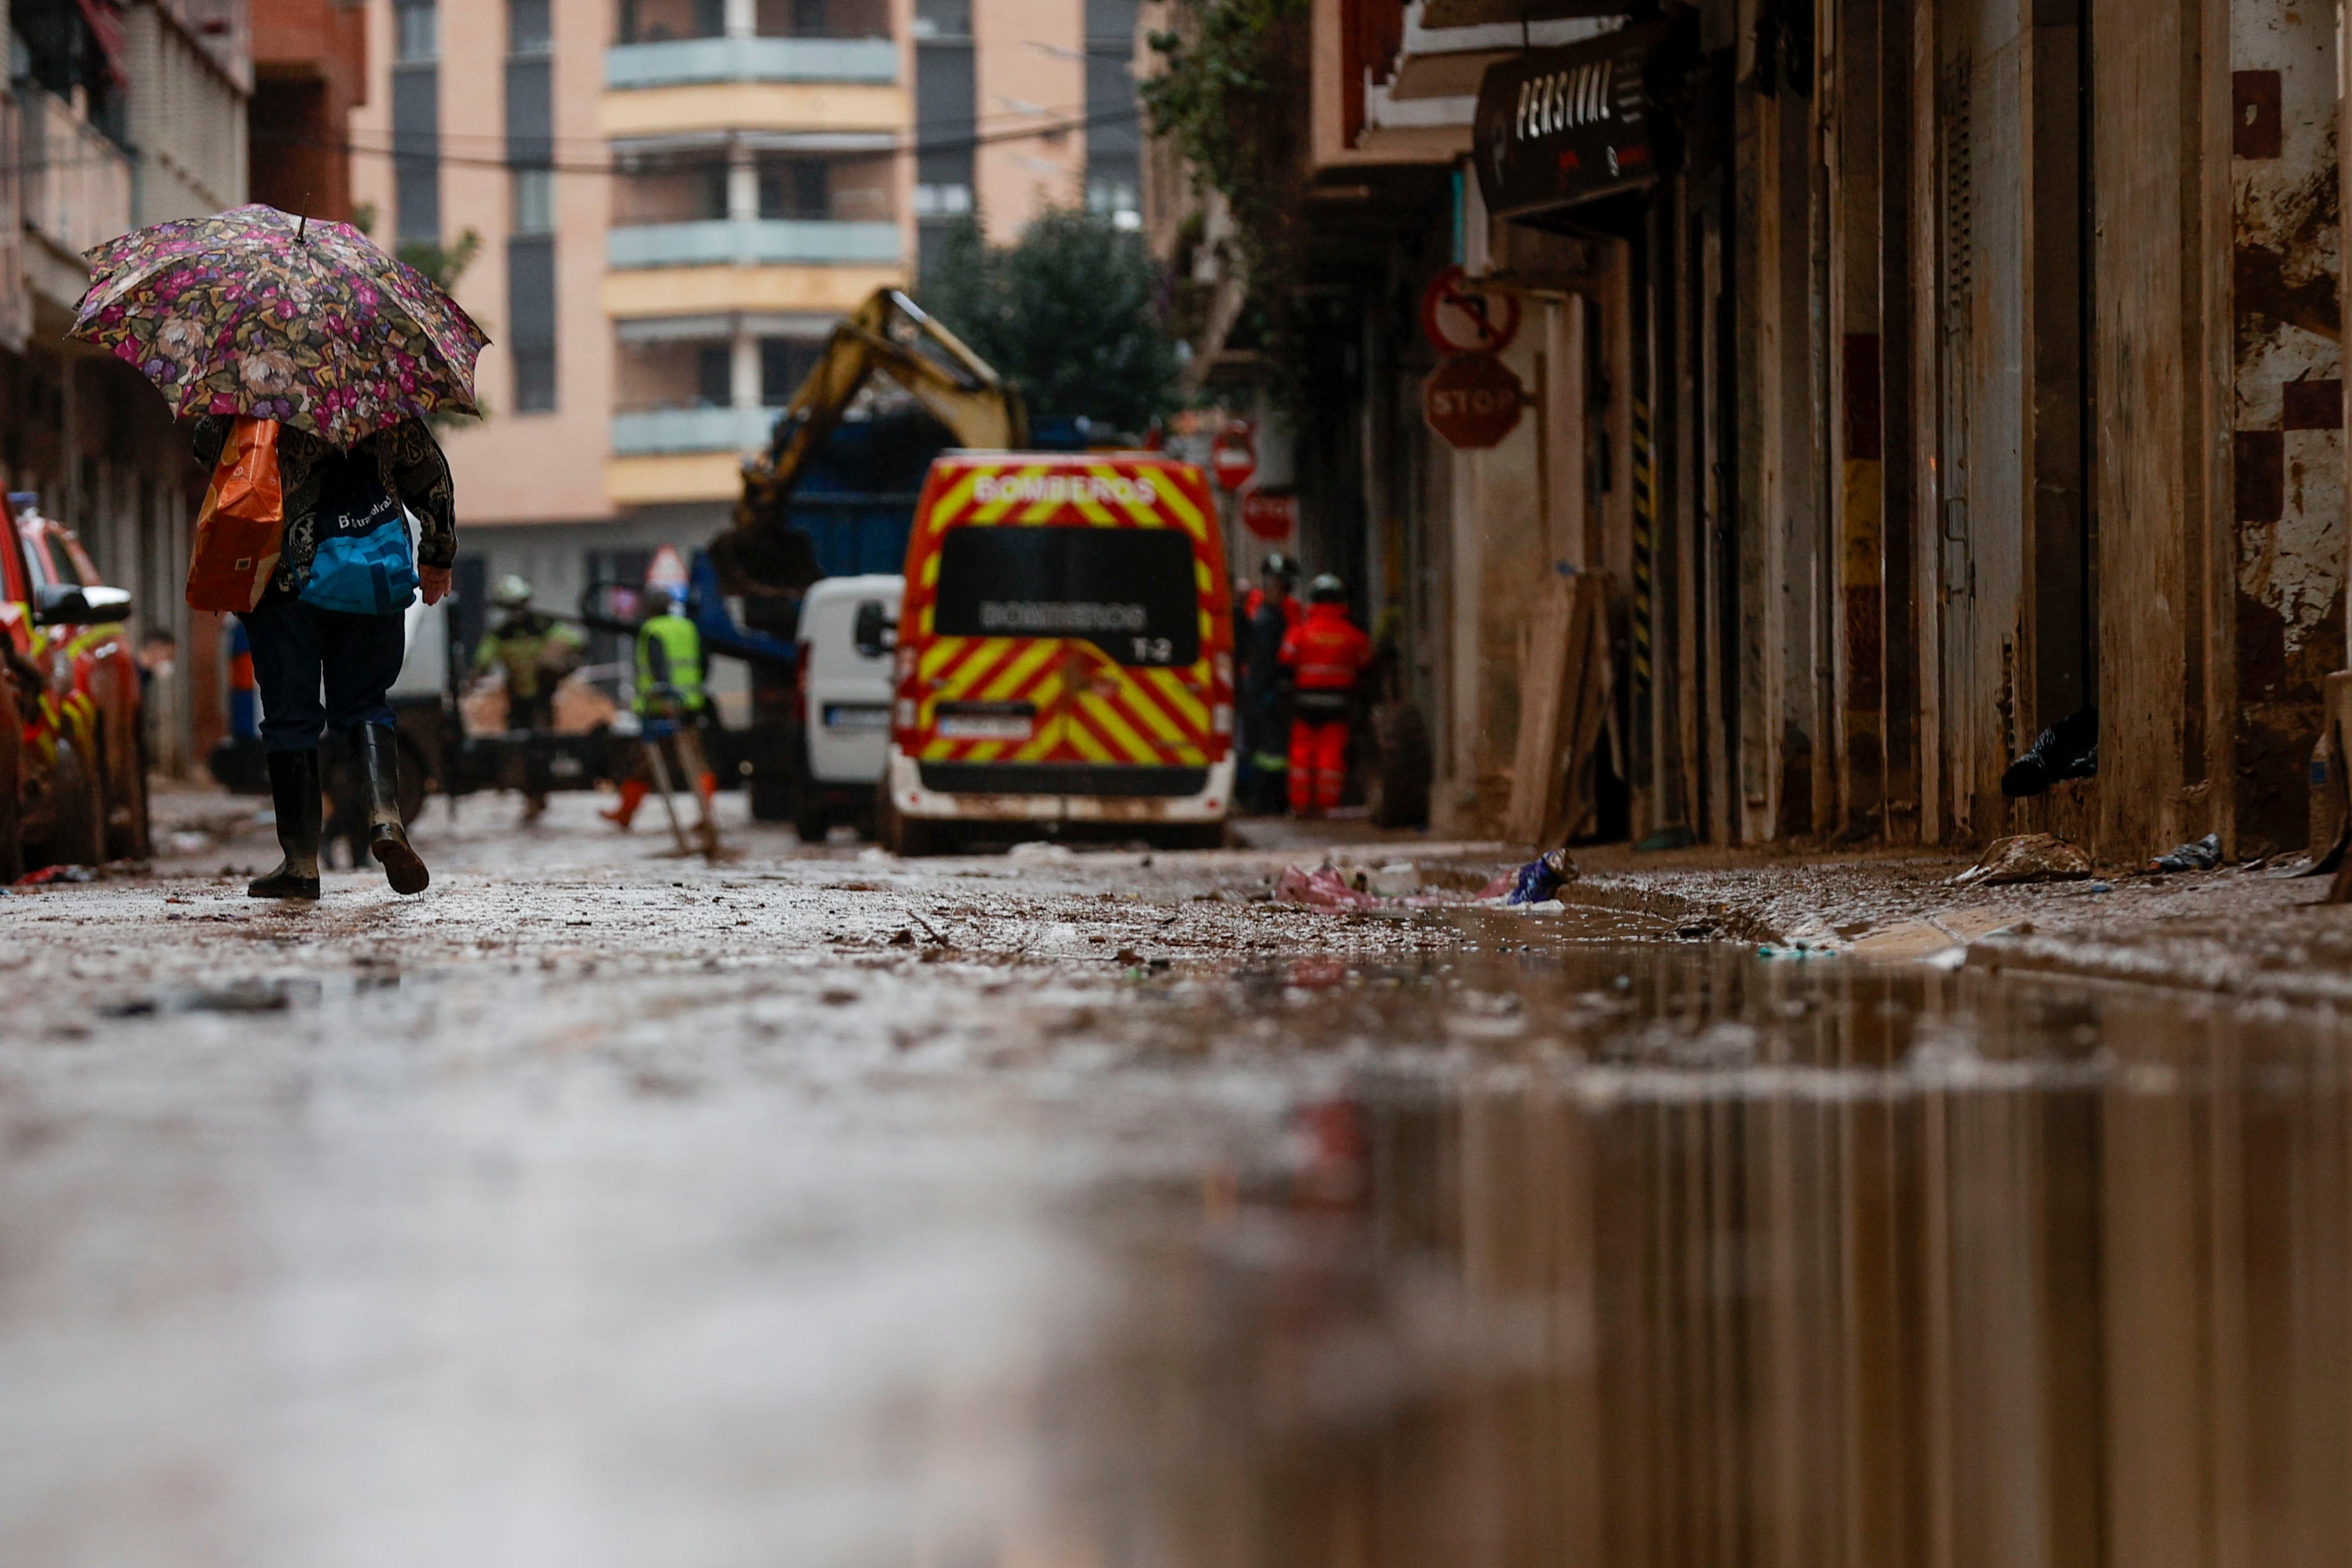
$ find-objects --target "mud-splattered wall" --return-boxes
[2231,1,2345,854]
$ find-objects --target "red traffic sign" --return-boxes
[1239,486,1297,541]
[1423,353,1527,449]
[1209,421,1256,491]
[1419,265,1522,356]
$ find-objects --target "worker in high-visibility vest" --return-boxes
[1278,573,1372,818]
[602,585,715,830]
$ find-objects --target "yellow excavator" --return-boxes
[593,288,1025,821]
[707,286,1028,598]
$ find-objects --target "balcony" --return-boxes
[606,36,898,89]
[609,218,900,270]
[611,405,778,457]
[21,90,134,309]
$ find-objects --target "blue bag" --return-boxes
[299,448,417,616]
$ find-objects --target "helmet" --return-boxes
[1309,572,1345,605]
[494,574,534,609]
[640,585,674,618]
[1260,551,1298,582]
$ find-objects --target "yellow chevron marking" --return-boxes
[926,468,983,539]
[1156,475,1210,542]
[920,635,971,681]
[1062,710,1118,763]
[978,639,1058,702]
[1077,691,1155,761]
[1141,666,1210,733]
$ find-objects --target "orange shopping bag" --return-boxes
[186,417,286,613]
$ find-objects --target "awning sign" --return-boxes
[1472,18,1684,224]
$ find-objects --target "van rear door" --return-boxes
[900,457,1230,799]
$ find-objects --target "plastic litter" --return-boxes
[2145,833,2222,874]
[1950,832,2093,887]
[1507,848,1578,907]
[1275,861,1498,913]
[2002,706,2098,798]
[11,864,98,888]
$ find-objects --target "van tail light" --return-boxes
[1212,703,1233,736]
[791,642,809,725]
[895,645,916,685]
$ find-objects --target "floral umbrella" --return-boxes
[67,204,491,449]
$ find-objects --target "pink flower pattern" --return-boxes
[70,204,489,449]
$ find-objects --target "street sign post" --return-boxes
[1422,353,1527,449]
[1210,422,1257,491]
[1419,265,1523,357]
[1239,487,1297,541]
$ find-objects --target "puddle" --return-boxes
[7,927,2348,1565]
[989,941,2352,1566]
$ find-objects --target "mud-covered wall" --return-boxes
[2230,0,2345,855]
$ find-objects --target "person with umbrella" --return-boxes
[73,205,489,901]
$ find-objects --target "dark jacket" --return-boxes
[192,416,456,600]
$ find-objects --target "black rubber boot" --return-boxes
[249,749,322,901]
[358,725,429,895]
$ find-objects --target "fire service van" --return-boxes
[874,454,1235,854]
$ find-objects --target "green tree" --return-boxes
[920,208,1180,435]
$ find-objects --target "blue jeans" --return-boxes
[240,598,406,752]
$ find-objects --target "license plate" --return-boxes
[937,714,1035,740]
[936,700,1036,740]
[822,704,892,731]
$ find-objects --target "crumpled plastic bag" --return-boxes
[2146,833,2223,874]
[1950,833,2093,887]
[1505,848,1577,905]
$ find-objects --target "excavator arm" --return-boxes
[714,288,1027,596]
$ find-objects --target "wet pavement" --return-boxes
[4,791,2351,1566]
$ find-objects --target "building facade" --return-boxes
[3,0,251,777]
[1158,0,2352,863]
[341,0,1146,713]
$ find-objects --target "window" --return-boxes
[392,64,441,243]
[512,170,556,235]
[508,236,558,413]
[933,528,1202,666]
[760,338,820,405]
[912,0,970,39]
[509,0,552,54]
[697,346,733,408]
[395,0,437,63]
[914,183,972,217]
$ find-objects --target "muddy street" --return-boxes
[6,797,2352,1567]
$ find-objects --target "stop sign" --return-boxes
[1210,423,1256,490]
[1422,353,1527,449]
[1239,487,1296,541]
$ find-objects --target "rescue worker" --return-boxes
[472,575,584,734]
[1278,573,1372,819]
[472,575,585,821]
[1236,552,1301,815]
[602,585,717,830]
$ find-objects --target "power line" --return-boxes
[249,104,1144,177]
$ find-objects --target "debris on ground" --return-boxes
[11,864,98,888]
[2145,833,2223,875]
[1275,861,1499,913]
[2001,705,2098,797]
[1949,833,2093,887]
[1507,848,1578,906]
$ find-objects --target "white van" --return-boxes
[794,573,902,840]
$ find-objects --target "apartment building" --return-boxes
[338,0,1144,694]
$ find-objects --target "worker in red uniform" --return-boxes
[1278,573,1372,817]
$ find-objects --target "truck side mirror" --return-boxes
[853,600,896,658]
[33,583,131,626]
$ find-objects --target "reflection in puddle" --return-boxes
[981,944,2352,1567]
